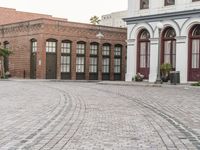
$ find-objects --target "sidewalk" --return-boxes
[1,78,200,89]
[98,81,200,89]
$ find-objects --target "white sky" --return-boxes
[0,0,127,23]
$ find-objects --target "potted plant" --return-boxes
[160,63,172,82]
[134,73,144,82]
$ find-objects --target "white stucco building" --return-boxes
[100,11,127,28]
[124,0,200,83]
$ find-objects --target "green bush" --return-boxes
[191,81,200,86]
[160,63,172,76]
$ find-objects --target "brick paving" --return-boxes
[0,80,200,150]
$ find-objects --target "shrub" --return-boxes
[191,81,200,86]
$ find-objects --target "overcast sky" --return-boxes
[0,0,127,23]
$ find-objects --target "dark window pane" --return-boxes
[140,0,149,9]
[165,0,175,6]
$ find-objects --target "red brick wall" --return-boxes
[0,7,67,25]
[0,18,127,80]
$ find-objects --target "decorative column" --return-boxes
[121,45,126,81]
[56,40,61,79]
[71,40,77,80]
[37,35,46,79]
[149,38,159,82]
[110,44,114,81]
[176,36,187,83]
[125,39,136,81]
[85,41,90,80]
[98,43,102,80]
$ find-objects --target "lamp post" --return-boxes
[155,22,164,84]
[96,31,104,39]
[96,26,104,80]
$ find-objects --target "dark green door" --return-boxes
[46,53,57,79]
[30,53,37,79]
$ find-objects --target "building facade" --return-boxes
[125,0,200,83]
[100,11,127,28]
[0,7,67,25]
[0,9,126,80]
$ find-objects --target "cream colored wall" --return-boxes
[128,0,200,18]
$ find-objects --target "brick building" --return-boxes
[0,7,127,80]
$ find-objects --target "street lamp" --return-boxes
[96,31,104,39]
[96,25,104,39]
[155,22,164,84]
[96,26,104,80]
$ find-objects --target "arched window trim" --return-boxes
[161,27,176,69]
[90,42,99,45]
[3,41,10,49]
[46,39,57,53]
[162,27,176,40]
[30,38,37,42]
[46,38,58,42]
[102,43,111,57]
[114,44,123,57]
[31,39,37,53]
[62,39,72,43]
[189,24,200,69]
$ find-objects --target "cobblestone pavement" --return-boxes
[0,80,200,150]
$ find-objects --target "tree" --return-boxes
[90,16,101,25]
[0,48,12,78]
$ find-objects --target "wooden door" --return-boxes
[46,53,57,79]
[30,53,37,79]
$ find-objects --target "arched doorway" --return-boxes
[161,27,176,70]
[137,29,150,79]
[189,25,200,81]
[46,39,57,79]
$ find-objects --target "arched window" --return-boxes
[137,29,150,79]
[102,43,111,80]
[89,42,99,80]
[162,27,176,69]
[76,41,86,80]
[114,44,122,80]
[46,39,57,53]
[61,40,71,79]
[189,25,200,81]
[31,39,37,53]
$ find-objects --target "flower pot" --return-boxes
[161,76,169,82]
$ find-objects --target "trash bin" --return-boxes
[170,71,180,85]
